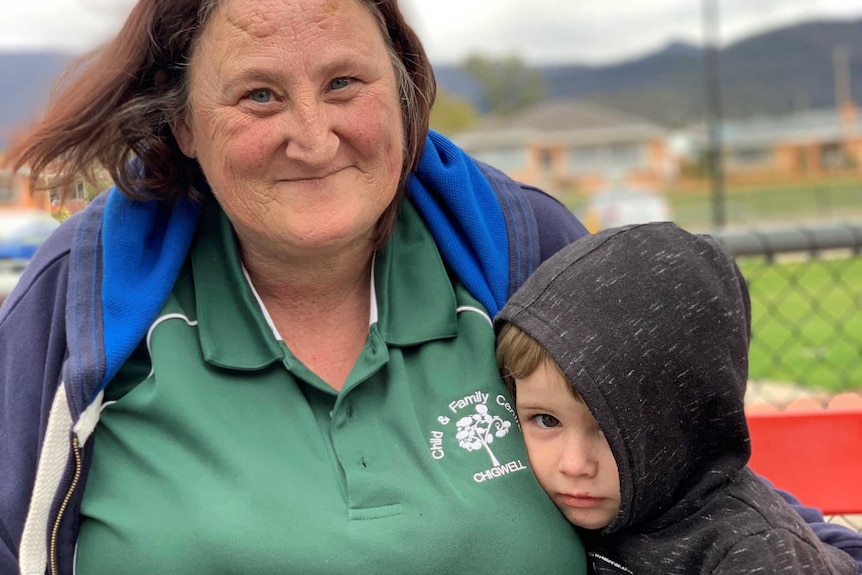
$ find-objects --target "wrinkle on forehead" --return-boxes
[220,0,343,40]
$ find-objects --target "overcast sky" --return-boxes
[2,0,861,64]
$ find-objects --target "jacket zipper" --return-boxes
[50,437,82,575]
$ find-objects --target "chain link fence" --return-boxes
[714,222,862,532]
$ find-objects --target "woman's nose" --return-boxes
[283,98,338,166]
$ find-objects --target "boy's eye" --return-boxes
[329,77,352,90]
[535,414,560,429]
[248,89,273,103]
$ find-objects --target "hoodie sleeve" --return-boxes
[0,223,74,574]
[711,528,857,575]
[471,156,589,301]
[767,481,862,574]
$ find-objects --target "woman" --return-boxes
[2,1,587,573]
[0,1,859,574]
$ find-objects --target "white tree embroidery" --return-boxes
[455,404,512,466]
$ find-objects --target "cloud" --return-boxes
[2,0,861,64]
[409,0,862,64]
[0,0,134,52]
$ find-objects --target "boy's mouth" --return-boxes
[559,494,606,508]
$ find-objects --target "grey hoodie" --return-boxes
[496,222,856,575]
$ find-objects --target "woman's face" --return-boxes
[175,0,404,259]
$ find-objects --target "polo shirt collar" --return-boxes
[374,199,458,345]
[191,204,283,370]
[191,199,459,370]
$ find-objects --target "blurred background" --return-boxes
[1,0,862,232]
[1,0,861,526]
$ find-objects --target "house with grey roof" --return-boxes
[452,99,675,195]
[683,103,862,179]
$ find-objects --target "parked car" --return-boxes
[0,210,60,303]
[581,186,672,233]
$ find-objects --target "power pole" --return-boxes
[833,47,855,168]
[833,47,851,108]
[701,0,726,229]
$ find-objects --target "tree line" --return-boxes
[430,54,545,135]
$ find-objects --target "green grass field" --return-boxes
[565,178,862,231]
[665,179,862,231]
[739,256,862,392]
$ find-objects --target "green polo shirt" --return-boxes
[76,200,586,574]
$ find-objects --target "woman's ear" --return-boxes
[172,118,197,159]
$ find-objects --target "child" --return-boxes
[495,222,856,575]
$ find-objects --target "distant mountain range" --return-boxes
[0,52,75,148]
[438,18,862,127]
[1,17,861,149]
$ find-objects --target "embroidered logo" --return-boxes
[428,390,528,483]
[455,404,512,465]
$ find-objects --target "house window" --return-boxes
[820,143,846,170]
[0,171,15,205]
[0,187,14,205]
[539,149,554,173]
[567,143,645,173]
[728,147,771,168]
[610,143,642,166]
[73,182,88,200]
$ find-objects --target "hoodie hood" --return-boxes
[496,222,752,534]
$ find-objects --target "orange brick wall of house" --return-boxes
[523,144,567,184]
[846,138,862,167]
[645,139,668,170]
[491,144,564,192]
[679,135,862,185]
[776,138,861,176]
[506,139,671,195]
[773,145,799,173]
[0,169,51,211]
[574,138,671,194]
[629,138,671,189]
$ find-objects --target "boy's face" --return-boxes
[515,363,620,530]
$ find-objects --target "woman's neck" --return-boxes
[242,246,373,307]
[238,240,376,391]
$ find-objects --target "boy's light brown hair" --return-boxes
[496,323,582,402]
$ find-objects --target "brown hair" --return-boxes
[6,0,435,246]
[496,323,581,401]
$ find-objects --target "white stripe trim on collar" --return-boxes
[242,253,379,342]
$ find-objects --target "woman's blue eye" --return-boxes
[535,414,560,429]
[249,89,272,103]
[329,77,351,90]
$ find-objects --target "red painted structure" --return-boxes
[748,409,862,516]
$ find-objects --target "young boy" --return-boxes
[495,222,856,575]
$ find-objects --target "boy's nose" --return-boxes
[558,436,598,478]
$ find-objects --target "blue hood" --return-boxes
[98,130,511,393]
